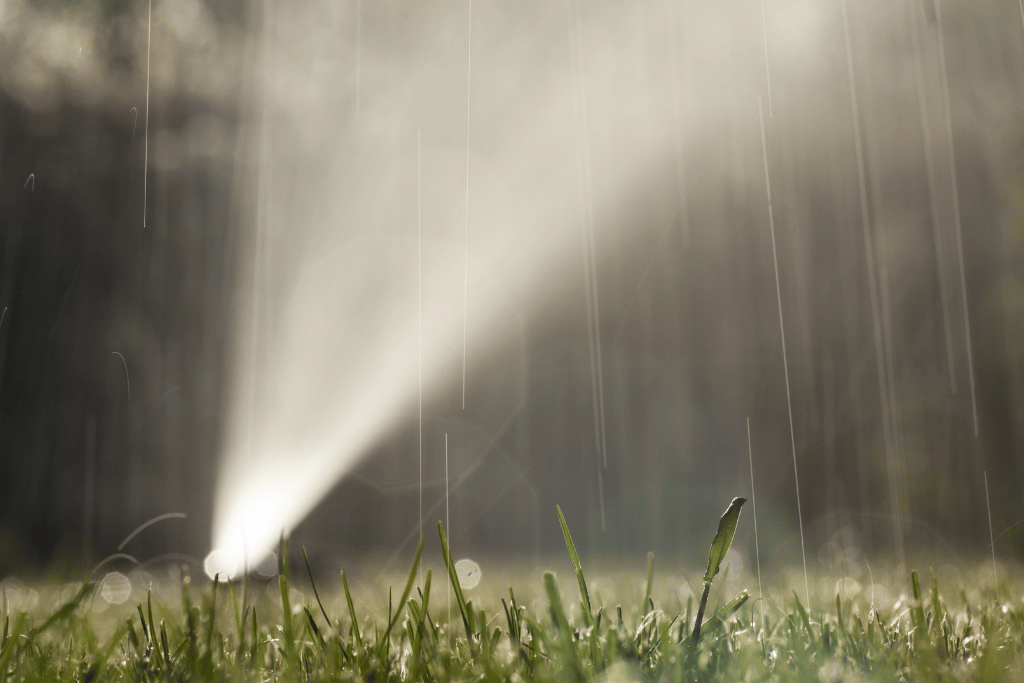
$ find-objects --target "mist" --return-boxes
[2,0,1024,582]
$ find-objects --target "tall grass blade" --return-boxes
[703,497,746,586]
[693,497,746,643]
[641,552,654,618]
[340,570,362,650]
[147,589,156,649]
[279,574,295,657]
[160,621,171,669]
[302,546,332,627]
[250,606,258,665]
[383,533,424,644]
[439,521,473,643]
[556,505,593,627]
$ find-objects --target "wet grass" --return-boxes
[1,505,1023,682]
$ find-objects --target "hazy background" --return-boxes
[2,0,1024,585]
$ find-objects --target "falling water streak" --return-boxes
[445,433,451,645]
[462,0,472,411]
[840,0,905,567]
[567,0,608,532]
[23,173,34,190]
[746,417,764,639]
[418,131,423,587]
[1020,0,1024,34]
[758,96,808,608]
[984,471,997,591]
[905,0,958,395]
[663,0,688,232]
[245,0,273,465]
[875,225,909,531]
[111,351,131,401]
[143,0,152,228]
[130,107,137,138]
[0,307,6,331]
[50,265,80,338]
[759,0,773,117]
[117,512,187,551]
[566,0,608,474]
[934,0,979,438]
[858,29,908,530]
[355,0,361,114]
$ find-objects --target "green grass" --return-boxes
[2,505,1023,682]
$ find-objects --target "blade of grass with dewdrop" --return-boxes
[340,570,362,650]
[692,497,745,643]
[136,604,149,645]
[438,521,473,643]
[147,589,157,649]
[556,505,593,628]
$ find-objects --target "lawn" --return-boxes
[1,502,1021,682]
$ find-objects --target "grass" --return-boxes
[1,503,1023,682]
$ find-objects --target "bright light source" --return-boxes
[203,549,240,581]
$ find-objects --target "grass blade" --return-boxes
[340,570,362,650]
[702,497,746,586]
[693,498,746,643]
[556,505,592,627]
[383,533,424,644]
[279,574,295,657]
[439,521,473,643]
[641,552,654,618]
[302,546,332,627]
